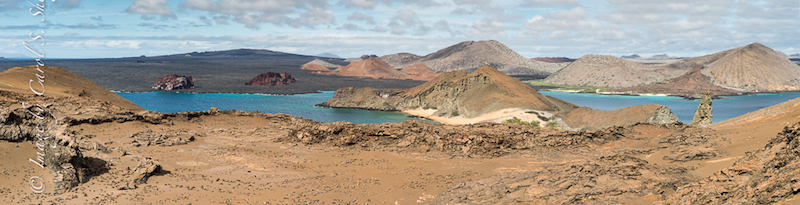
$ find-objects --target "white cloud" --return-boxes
[465,18,507,38]
[344,0,377,9]
[126,0,176,19]
[521,0,578,7]
[181,0,334,29]
[388,9,431,35]
[347,11,376,25]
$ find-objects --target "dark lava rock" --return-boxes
[662,122,800,204]
[152,73,195,91]
[245,72,296,86]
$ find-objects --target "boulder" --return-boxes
[244,72,296,86]
[152,73,195,91]
[691,92,713,126]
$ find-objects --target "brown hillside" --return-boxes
[686,43,800,91]
[611,65,741,96]
[300,64,330,71]
[322,66,578,118]
[379,40,568,75]
[379,53,422,68]
[544,54,693,88]
[301,59,340,69]
[400,64,435,75]
[0,65,142,111]
[562,105,678,130]
[322,58,406,79]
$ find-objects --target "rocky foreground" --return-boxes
[4,86,800,204]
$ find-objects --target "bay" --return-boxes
[117,91,434,124]
[118,91,800,125]
[540,91,800,123]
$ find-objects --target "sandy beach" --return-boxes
[402,108,555,126]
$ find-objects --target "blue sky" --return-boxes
[1,0,798,59]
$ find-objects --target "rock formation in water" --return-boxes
[562,105,679,130]
[321,66,578,117]
[152,73,195,91]
[691,92,713,126]
[245,72,296,86]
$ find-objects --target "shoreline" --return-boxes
[540,89,755,100]
[112,90,332,95]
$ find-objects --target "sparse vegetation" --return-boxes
[546,121,561,130]
[502,117,541,128]
[424,106,438,110]
[451,110,460,117]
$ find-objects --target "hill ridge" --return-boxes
[379,40,568,75]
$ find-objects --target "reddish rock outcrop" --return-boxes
[152,73,195,91]
[245,72,296,86]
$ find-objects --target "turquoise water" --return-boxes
[540,91,800,123]
[117,91,434,124]
[119,91,800,125]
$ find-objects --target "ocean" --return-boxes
[540,91,800,123]
[117,91,434,124]
[118,91,800,124]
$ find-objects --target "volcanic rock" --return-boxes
[686,42,800,91]
[321,66,578,118]
[662,122,800,204]
[530,57,576,63]
[0,65,142,110]
[300,64,330,71]
[301,59,341,69]
[321,58,406,79]
[379,40,568,75]
[244,72,296,86]
[692,92,713,126]
[563,104,679,130]
[152,73,195,91]
[282,120,626,157]
[621,54,641,59]
[545,54,695,88]
[400,64,435,75]
[610,65,741,97]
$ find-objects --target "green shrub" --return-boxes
[546,121,561,130]
[530,120,540,128]
[451,110,460,117]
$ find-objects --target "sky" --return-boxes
[0,0,798,59]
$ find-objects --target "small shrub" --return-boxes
[530,120,540,128]
[451,110,460,117]
[546,121,561,130]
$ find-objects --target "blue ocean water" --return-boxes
[117,91,434,124]
[540,91,800,123]
[119,91,800,125]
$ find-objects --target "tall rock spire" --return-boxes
[692,91,713,126]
